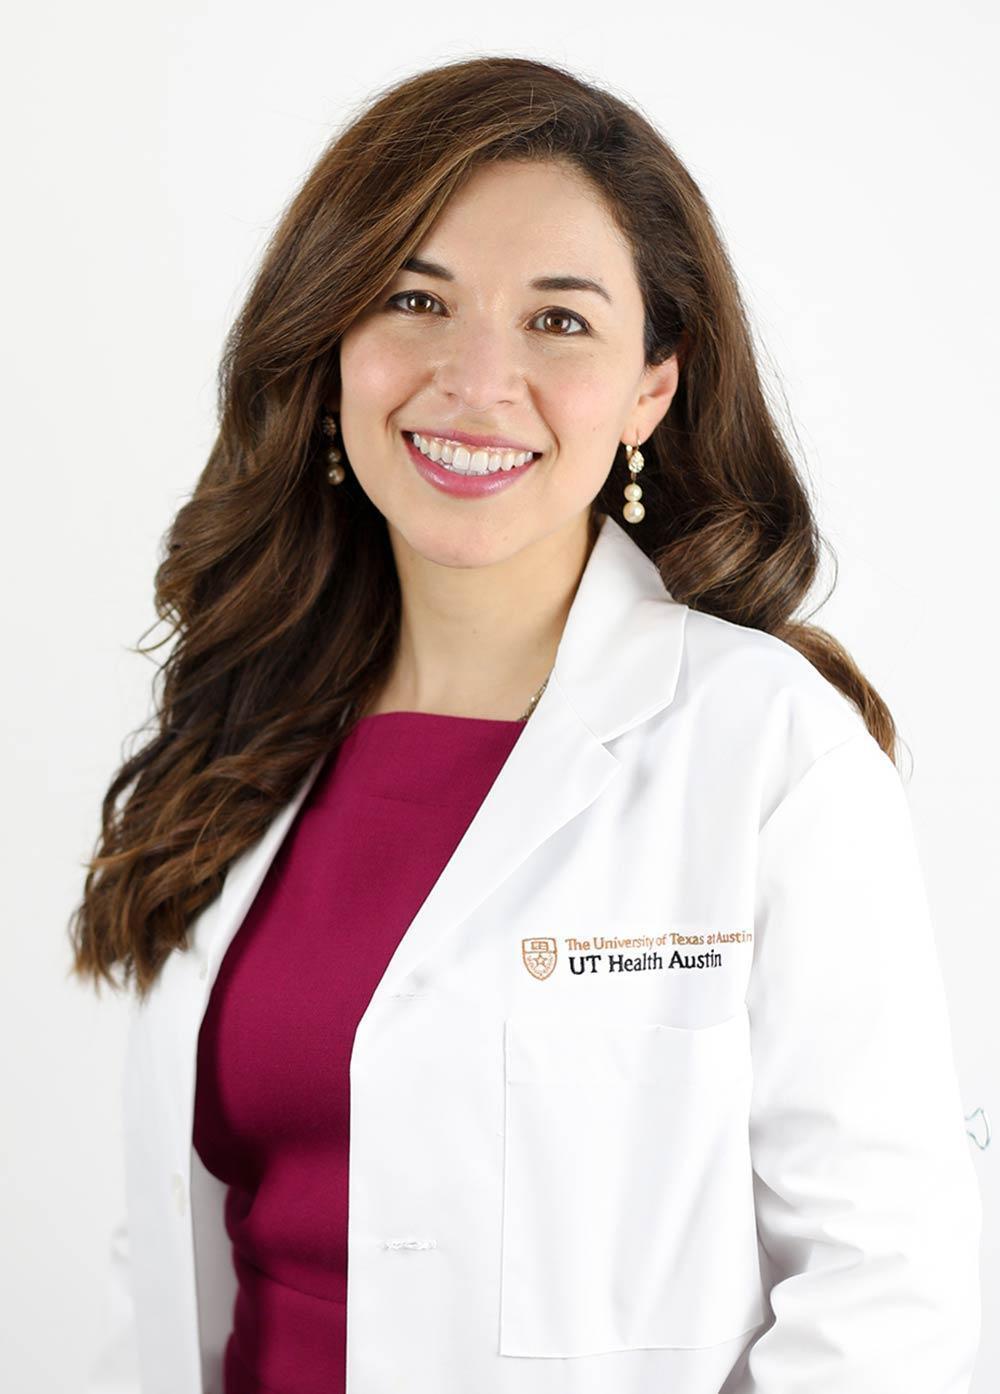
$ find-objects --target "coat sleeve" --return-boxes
[83,1203,142,1392]
[735,730,982,1393]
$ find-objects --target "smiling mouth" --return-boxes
[404,430,541,476]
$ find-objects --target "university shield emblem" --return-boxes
[522,937,557,980]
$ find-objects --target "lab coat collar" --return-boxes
[551,509,687,740]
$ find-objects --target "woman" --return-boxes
[71,54,981,1394]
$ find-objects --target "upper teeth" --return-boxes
[411,433,536,475]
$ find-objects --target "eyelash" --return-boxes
[386,290,591,337]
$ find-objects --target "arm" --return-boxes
[737,732,982,1392]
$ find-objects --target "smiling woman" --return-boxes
[71,52,981,1394]
[333,156,672,553]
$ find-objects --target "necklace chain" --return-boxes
[519,672,551,722]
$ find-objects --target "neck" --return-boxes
[369,510,601,721]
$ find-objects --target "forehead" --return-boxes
[413,159,636,293]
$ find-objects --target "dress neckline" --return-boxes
[354,709,524,727]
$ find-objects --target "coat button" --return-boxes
[171,1171,187,1217]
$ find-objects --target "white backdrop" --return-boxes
[3,0,996,1387]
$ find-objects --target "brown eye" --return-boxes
[534,308,588,336]
[388,290,443,315]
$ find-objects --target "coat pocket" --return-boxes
[499,1004,766,1357]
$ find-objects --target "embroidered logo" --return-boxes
[521,930,753,980]
[521,937,558,981]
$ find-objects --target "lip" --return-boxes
[403,431,539,498]
[406,426,540,453]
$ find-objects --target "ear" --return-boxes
[634,352,680,437]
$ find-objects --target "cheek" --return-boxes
[540,374,627,462]
[545,359,623,421]
[339,324,422,403]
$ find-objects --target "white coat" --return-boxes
[86,511,982,1394]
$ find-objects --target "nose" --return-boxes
[432,316,524,410]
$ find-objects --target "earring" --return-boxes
[622,435,645,524]
[321,411,346,485]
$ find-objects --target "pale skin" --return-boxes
[330,158,680,721]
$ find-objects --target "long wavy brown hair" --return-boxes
[68,54,899,1003]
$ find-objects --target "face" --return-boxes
[334,158,679,570]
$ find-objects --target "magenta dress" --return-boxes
[192,710,526,1394]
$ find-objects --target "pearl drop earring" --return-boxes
[622,435,645,524]
[321,411,345,485]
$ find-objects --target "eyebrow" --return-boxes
[400,256,613,305]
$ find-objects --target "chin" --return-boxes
[391,512,546,571]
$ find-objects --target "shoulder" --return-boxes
[672,605,885,818]
[678,605,863,734]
